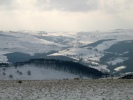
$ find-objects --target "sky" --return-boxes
[0,0,133,32]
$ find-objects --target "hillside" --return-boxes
[0,59,104,80]
[0,29,133,77]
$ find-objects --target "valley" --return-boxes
[0,29,133,79]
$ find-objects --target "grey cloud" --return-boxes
[0,0,132,14]
[37,0,99,12]
[0,0,14,10]
[0,0,12,6]
[37,0,133,13]
[101,0,133,14]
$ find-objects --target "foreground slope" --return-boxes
[0,79,133,100]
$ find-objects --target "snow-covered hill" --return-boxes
[0,65,79,80]
[0,58,104,80]
[0,29,133,76]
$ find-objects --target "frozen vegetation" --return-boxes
[0,79,133,100]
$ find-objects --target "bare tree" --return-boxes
[3,72,6,76]
[27,70,31,76]
[3,68,6,71]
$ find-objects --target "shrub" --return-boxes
[17,80,22,84]
[9,74,13,78]
[27,70,31,76]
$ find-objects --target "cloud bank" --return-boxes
[0,0,133,32]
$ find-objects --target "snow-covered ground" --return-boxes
[0,31,64,61]
[107,57,128,65]
[0,79,133,100]
[0,65,80,80]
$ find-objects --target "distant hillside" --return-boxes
[119,74,133,79]
[0,29,133,75]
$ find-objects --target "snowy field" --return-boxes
[0,79,133,100]
[0,66,79,80]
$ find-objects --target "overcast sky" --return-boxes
[0,0,133,32]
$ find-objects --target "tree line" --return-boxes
[0,58,106,78]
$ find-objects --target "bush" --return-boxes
[9,74,13,78]
[27,70,31,76]
[17,80,22,84]
[74,78,80,80]
[3,68,6,71]
[16,70,23,75]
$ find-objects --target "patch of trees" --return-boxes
[104,51,133,73]
[100,53,119,63]
[105,40,133,54]
[13,59,105,77]
[0,63,10,67]
[0,59,106,78]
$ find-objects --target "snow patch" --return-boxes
[114,66,126,72]
[107,58,128,65]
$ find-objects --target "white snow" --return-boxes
[0,80,133,100]
[0,65,80,80]
[89,65,110,72]
[1,29,133,71]
[95,40,117,51]
[107,57,128,65]
[0,31,63,57]
[0,30,133,100]
[0,50,11,63]
[114,66,126,72]
[0,55,8,63]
